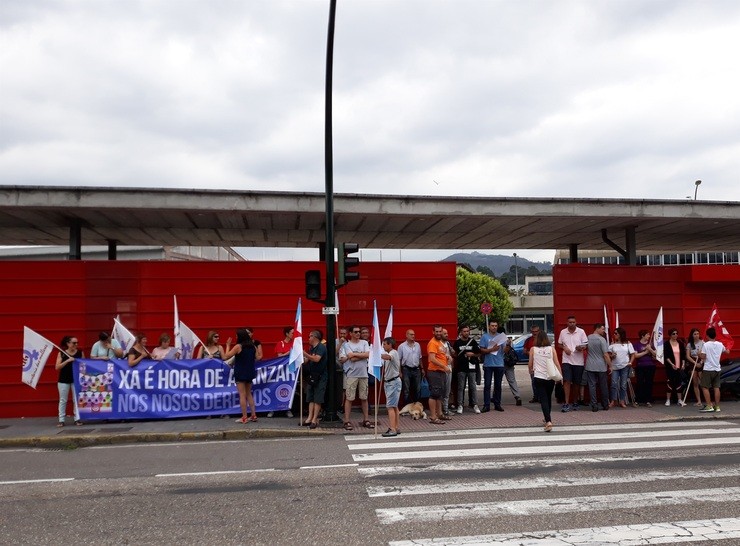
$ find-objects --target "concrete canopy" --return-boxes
[1,186,738,251]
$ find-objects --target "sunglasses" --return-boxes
[352,330,361,334]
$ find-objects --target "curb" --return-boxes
[0,428,332,449]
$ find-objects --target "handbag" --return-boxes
[419,376,431,398]
[546,350,563,382]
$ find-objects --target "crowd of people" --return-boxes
[53,318,730,433]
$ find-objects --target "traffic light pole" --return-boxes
[323,0,339,422]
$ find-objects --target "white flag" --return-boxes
[178,320,203,359]
[384,305,394,340]
[288,298,303,373]
[651,307,664,365]
[174,295,182,352]
[21,327,55,389]
[112,318,136,354]
[368,301,383,380]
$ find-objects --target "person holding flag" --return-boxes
[127,333,152,367]
[380,337,401,437]
[633,329,658,406]
[55,335,83,427]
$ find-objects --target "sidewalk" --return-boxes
[2,368,737,448]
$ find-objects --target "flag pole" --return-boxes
[300,365,304,428]
[374,376,378,439]
[681,369,695,407]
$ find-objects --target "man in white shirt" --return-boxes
[397,329,423,404]
[339,325,371,429]
[558,316,588,412]
[699,327,729,413]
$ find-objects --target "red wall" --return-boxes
[1,261,458,418]
[553,264,740,397]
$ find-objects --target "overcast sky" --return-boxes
[2,1,738,263]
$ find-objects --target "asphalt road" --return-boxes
[1,420,739,545]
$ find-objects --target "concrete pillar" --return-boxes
[69,222,81,260]
[568,244,578,264]
[107,240,117,260]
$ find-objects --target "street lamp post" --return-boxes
[694,180,702,200]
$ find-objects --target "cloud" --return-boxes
[1,0,738,202]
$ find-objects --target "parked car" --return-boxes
[512,333,555,362]
[720,359,740,399]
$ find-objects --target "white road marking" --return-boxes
[367,467,740,497]
[299,463,359,470]
[353,436,740,462]
[155,469,276,477]
[0,478,75,485]
[357,448,740,477]
[388,517,740,545]
[348,427,734,451]
[376,486,740,525]
[345,419,736,441]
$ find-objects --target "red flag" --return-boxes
[706,304,734,351]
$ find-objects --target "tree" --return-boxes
[456,266,514,329]
[475,265,496,278]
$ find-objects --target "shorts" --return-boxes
[426,371,446,400]
[384,377,402,408]
[562,363,584,385]
[307,375,328,404]
[345,376,369,401]
[700,370,721,389]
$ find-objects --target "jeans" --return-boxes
[610,367,630,403]
[533,377,555,422]
[401,366,422,404]
[58,382,80,422]
[635,366,656,404]
[457,371,477,407]
[586,370,609,409]
[483,367,505,409]
[442,372,452,413]
[503,366,520,398]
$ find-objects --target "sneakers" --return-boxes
[456,406,463,414]
[266,412,274,418]
[665,400,670,406]
[699,404,715,413]
[561,404,571,413]
[480,406,490,413]
[528,398,538,404]
[381,428,397,438]
[714,405,721,412]
[678,400,686,407]
[286,410,294,418]
[570,402,579,411]
[473,405,481,414]
[515,397,522,406]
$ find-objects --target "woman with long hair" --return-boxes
[222,328,258,423]
[528,330,562,433]
[197,330,226,359]
[127,333,150,367]
[685,328,705,406]
[608,327,635,408]
[633,330,657,406]
[663,328,686,406]
[55,335,83,427]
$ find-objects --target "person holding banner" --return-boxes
[127,333,151,367]
[633,330,657,406]
[151,333,180,360]
[55,335,83,427]
[90,332,123,360]
[197,331,226,359]
[222,328,259,424]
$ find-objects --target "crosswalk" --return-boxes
[345,420,740,545]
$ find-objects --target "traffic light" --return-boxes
[305,270,322,302]
[337,242,360,286]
